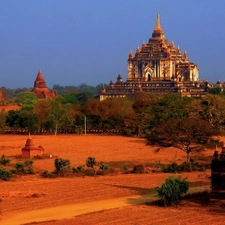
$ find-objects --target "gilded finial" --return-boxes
[155,14,162,30]
[171,41,175,48]
[184,50,188,61]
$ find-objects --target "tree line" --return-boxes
[1,89,225,159]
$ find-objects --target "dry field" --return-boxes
[0,134,224,225]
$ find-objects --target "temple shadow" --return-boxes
[102,183,153,195]
[101,183,157,205]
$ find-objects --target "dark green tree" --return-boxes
[54,158,71,175]
[155,176,190,206]
[86,157,96,168]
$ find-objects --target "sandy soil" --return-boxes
[0,134,219,225]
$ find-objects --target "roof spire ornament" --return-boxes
[155,14,162,30]
[129,50,133,58]
[136,45,141,54]
[184,50,188,61]
[171,41,175,48]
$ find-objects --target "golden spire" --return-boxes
[171,41,175,48]
[184,50,188,61]
[155,14,162,30]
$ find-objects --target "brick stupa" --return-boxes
[22,134,44,158]
[32,69,58,99]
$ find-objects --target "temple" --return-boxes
[100,15,211,101]
[21,134,44,158]
[32,69,58,99]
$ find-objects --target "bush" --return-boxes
[72,165,85,174]
[54,158,71,175]
[85,168,95,176]
[97,162,112,175]
[161,163,179,173]
[86,157,96,168]
[0,154,11,165]
[132,164,145,174]
[99,162,110,171]
[161,160,207,173]
[0,168,12,181]
[25,159,34,166]
[15,162,25,173]
[155,176,190,206]
[41,170,56,178]
[122,162,129,173]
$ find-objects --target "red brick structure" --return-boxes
[211,145,225,198]
[22,134,44,158]
[32,69,58,99]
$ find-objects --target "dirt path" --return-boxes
[1,186,210,225]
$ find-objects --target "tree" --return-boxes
[186,94,225,131]
[0,108,7,132]
[131,92,157,136]
[49,100,67,135]
[155,176,190,206]
[148,117,214,162]
[33,100,51,132]
[148,94,192,128]
[6,110,21,130]
[56,93,80,105]
[18,105,39,131]
[86,157,96,168]
[54,158,71,175]
[13,91,37,105]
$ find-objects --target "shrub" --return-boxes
[86,157,96,168]
[41,170,56,178]
[97,162,112,175]
[132,164,145,174]
[0,154,11,165]
[15,162,25,173]
[85,168,95,176]
[99,162,110,171]
[155,176,190,206]
[54,158,71,175]
[72,165,85,173]
[161,163,179,173]
[25,159,34,166]
[0,168,12,181]
[27,166,34,174]
[122,162,129,172]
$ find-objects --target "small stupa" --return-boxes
[22,134,44,158]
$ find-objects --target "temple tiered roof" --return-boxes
[100,14,210,100]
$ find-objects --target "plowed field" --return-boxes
[0,134,222,225]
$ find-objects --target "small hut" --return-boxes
[22,134,44,158]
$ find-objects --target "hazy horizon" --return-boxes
[1,0,225,88]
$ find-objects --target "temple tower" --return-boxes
[32,69,58,99]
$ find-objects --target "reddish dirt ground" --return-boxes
[0,104,20,112]
[0,134,222,224]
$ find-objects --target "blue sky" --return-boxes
[0,0,225,88]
